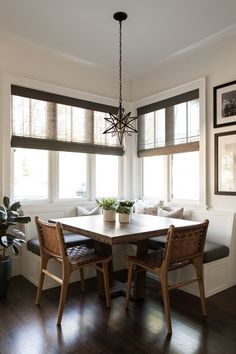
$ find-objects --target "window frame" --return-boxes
[4,75,124,205]
[138,78,206,207]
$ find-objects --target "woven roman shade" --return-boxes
[11,85,124,156]
[137,89,199,157]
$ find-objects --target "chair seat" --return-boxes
[146,236,229,263]
[67,245,111,266]
[128,248,192,271]
[27,234,94,256]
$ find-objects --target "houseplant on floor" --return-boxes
[0,196,31,297]
[117,200,135,223]
[98,197,118,221]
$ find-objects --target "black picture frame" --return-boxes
[215,131,236,195]
[214,80,236,128]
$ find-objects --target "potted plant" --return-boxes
[117,200,135,223]
[98,197,118,222]
[0,196,31,297]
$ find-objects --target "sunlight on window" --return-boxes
[59,152,87,199]
[13,148,48,200]
[96,155,118,197]
[171,152,199,200]
[143,156,165,198]
[174,103,187,143]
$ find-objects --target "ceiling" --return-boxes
[0,0,236,78]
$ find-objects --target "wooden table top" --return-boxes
[50,214,200,246]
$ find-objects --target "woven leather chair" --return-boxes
[35,216,112,325]
[125,219,209,334]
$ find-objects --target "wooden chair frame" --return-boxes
[35,216,111,325]
[125,220,209,334]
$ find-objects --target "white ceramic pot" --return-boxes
[103,209,116,222]
[119,213,130,223]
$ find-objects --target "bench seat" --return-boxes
[146,236,229,263]
[130,237,229,264]
[27,234,94,256]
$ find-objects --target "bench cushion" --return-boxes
[27,234,94,256]
[146,236,229,263]
[131,237,229,264]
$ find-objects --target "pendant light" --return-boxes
[103,12,137,145]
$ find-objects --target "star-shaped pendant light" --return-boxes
[103,12,137,145]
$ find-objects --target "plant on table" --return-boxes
[117,200,135,214]
[98,197,118,210]
[117,200,135,223]
[98,198,118,222]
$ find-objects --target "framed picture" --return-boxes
[215,131,236,195]
[214,80,236,128]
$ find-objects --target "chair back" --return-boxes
[164,220,209,267]
[35,216,66,259]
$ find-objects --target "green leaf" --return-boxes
[12,245,19,255]
[9,202,21,211]
[3,196,10,209]
[7,229,25,238]
[15,216,31,224]
[1,235,14,247]
[0,209,7,222]
[8,210,19,218]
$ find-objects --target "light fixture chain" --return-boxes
[119,20,122,107]
[103,11,138,145]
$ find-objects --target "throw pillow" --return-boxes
[135,200,164,215]
[76,205,101,216]
[158,207,184,219]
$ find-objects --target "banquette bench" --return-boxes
[147,236,229,264]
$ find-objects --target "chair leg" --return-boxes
[36,255,49,305]
[125,262,134,309]
[79,268,85,292]
[57,273,70,325]
[193,258,207,316]
[102,262,111,308]
[160,273,172,334]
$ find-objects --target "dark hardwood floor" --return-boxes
[0,274,235,354]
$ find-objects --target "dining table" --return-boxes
[49,213,200,300]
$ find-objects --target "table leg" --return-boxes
[131,239,148,300]
[94,241,126,298]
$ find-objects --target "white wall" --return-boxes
[132,31,236,211]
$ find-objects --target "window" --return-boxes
[142,156,165,199]
[171,152,199,200]
[59,152,87,199]
[11,85,122,202]
[96,155,119,197]
[13,148,48,200]
[139,82,204,203]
